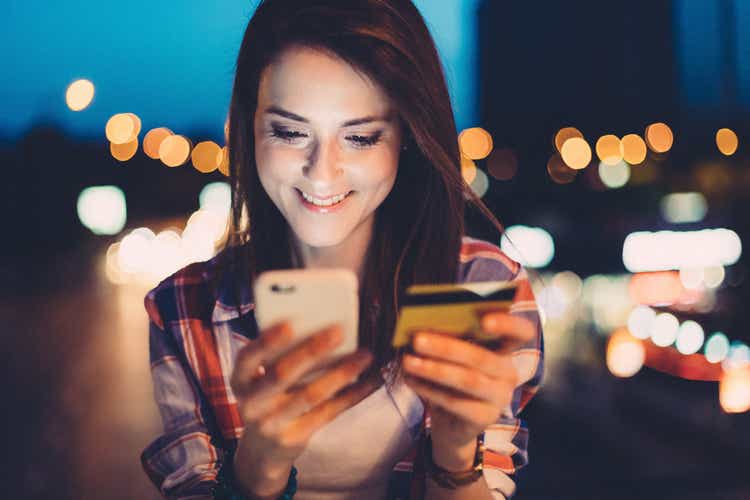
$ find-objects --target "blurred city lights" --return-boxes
[547,153,578,184]
[199,182,231,216]
[560,137,592,170]
[65,79,95,111]
[77,186,127,235]
[620,134,647,165]
[723,342,750,371]
[675,320,704,355]
[110,137,139,162]
[468,167,489,198]
[105,113,140,145]
[486,148,518,181]
[715,128,738,156]
[458,127,493,160]
[554,127,583,152]
[461,154,477,184]
[719,366,750,413]
[501,225,554,268]
[143,127,174,160]
[702,266,725,288]
[704,332,730,364]
[159,134,192,167]
[537,284,568,319]
[650,312,679,347]
[678,268,704,290]
[627,305,656,340]
[645,122,674,153]
[660,192,707,224]
[607,328,645,378]
[191,140,222,173]
[598,160,630,189]
[628,271,683,306]
[622,229,742,272]
[595,135,622,165]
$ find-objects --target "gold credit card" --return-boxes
[392,280,518,349]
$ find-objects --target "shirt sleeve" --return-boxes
[141,305,225,499]
[480,266,544,499]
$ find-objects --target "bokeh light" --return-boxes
[110,137,138,162]
[159,135,192,167]
[719,366,750,413]
[105,113,140,145]
[547,153,578,184]
[650,312,679,347]
[458,127,493,160]
[645,122,673,153]
[620,134,647,165]
[607,328,645,378]
[501,225,555,268]
[679,268,704,290]
[554,127,583,152]
[461,154,477,184]
[191,140,222,173]
[705,332,730,363]
[468,167,489,198]
[702,266,725,288]
[560,137,592,170]
[675,320,705,355]
[715,128,738,156]
[65,79,95,111]
[660,192,707,224]
[627,305,656,340]
[595,135,622,165]
[623,229,742,272]
[486,148,518,181]
[199,182,231,216]
[598,160,630,189]
[724,342,750,371]
[77,186,127,235]
[143,127,174,160]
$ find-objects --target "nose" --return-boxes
[303,137,343,185]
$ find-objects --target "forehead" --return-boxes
[257,46,392,121]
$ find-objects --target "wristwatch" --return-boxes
[423,433,485,489]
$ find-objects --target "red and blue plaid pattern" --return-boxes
[141,236,544,499]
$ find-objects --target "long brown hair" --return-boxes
[217,0,505,386]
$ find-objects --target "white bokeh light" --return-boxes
[501,225,555,268]
[627,305,656,340]
[675,320,705,355]
[77,186,127,235]
[705,332,730,364]
[650,312,679,347]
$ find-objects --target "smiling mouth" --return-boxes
[295,188,354,207]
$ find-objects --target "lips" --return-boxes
[295,188,354,213]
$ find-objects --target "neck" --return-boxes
[291,215,375,283]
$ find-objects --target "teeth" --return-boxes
[301,190,349,207]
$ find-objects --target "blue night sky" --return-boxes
[1,0,482,141]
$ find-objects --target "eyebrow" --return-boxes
[264,105,393,127]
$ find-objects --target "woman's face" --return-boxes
[254,46,403,248]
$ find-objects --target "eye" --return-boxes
[346,131,383,148]
[270,126,308,144]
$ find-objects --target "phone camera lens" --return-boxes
[271,283,296,293]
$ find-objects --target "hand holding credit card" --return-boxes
[392,280,519,350]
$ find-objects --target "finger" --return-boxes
[412,332,509,378]
[479,313,536,353]
[231,321,294,396]
[283,373,382,446]
[257,350,373,436]
[239,324,344,414]
[404,374,499,425]
[403,353,506,403]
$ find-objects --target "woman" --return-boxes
[141,1,543,499]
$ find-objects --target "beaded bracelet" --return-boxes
[212,458,297,500]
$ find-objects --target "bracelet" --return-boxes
[423,433,485,489]
[213,457,297,500]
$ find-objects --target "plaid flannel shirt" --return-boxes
[141,236,544,499]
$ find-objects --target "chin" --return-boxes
[291,226,350,248]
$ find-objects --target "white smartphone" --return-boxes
[253,268,359,385]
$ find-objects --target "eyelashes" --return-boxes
[269,126,383,148]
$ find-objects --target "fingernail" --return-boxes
[414,334,430,351]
